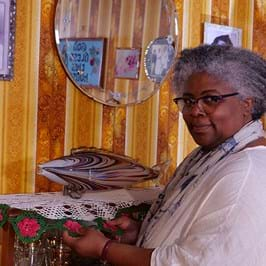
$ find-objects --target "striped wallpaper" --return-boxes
[0,0,265,194]
[0,0,40,194]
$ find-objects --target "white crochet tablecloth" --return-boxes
[0,188,161,221]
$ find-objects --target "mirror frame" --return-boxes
[54,0,178,106]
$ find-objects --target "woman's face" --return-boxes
[182,72,253,150]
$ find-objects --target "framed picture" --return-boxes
[115,48,141,79]
[204,22,242,47]
[0,0,16,80]
[144,36,175,83]
[58,38,105,87]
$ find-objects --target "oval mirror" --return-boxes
[54,0,178,106]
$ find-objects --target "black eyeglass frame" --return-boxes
[173,92,240,112]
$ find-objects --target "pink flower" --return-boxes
[17,218,40,238]
[103,222,118,232]
[0,212,3,222]
[64,220,82,233]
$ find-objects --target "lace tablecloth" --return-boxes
[0,188,161,221]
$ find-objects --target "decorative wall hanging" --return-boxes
[0,0,16,80]
[54,0,178,106]
[58,38,105,87]
[144,36,175,83]
[204,22,242,47]
[115,48,140,80]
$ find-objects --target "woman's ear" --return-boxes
[242,97,254,117]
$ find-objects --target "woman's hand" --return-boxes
[106,215,141,244]
[63,227,109,258]
[63,221,153,266]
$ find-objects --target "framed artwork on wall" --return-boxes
[0,0,16,80]
[204,22,242,47]
[114,48,141,79]
[144,36,175,83]
[58,38,105,87]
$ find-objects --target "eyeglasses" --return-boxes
[173,92,239,114]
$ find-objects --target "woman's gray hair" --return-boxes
[173,44,266,119]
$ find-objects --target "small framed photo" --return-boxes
[0,0,16,80]
[144,36,175,83]
[115,48,141,79]
[204,22,242,47]
[58,38,105,87]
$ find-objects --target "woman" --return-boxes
[63,45,266,265]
